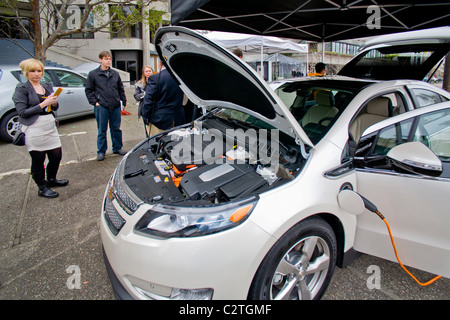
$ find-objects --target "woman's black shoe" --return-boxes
[38,185,59,198]
[47,179,69,187]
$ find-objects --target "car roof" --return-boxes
[0,65,72,72]
[0,65,85,80]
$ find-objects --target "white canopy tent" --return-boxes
[205,31,308,79]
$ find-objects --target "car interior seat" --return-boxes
[349,96,393,142]
[300,90,339,127]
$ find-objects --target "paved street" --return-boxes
[0,88,448,300]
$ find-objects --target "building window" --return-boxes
[56,6,94,39]
[0,17,33,39]
[110,5,142,39]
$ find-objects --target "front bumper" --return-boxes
[102,246,134,300]
[99,193,276,300]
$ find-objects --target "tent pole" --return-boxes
[322,40,325,63]
[261,39,264,80]
[306,45,309,75]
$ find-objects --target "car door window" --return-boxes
[369,108,450,177]
[349,92,407,142]
[54,70,85,87]
[411,88,448,108]
[12,70,53,85]
[374,118,414,155]
[412,109,450,161]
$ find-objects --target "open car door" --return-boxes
[349,102,450,278]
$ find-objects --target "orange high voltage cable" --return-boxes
[374,210,442,287]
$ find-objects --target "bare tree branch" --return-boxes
[1,0,163,62]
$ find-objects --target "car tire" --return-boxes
[248,216,337,300]
[0,110,20,143]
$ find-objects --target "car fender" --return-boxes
[249,142,359,257]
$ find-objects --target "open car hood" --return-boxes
[155,27,314,149]
[339,27,450,81]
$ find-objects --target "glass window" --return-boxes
[274,80,365,144]
[412,88,447,108]
[414,109,450,160]
[54,70,85,87]
[110,5,142,39]
[12,70,53,85]
[42,71,53,85]
[339,43,450,80]
[57,6,94,39]
[373,108,450,161]
[374,119,413,155]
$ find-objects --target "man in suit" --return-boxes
[142,60,185,136]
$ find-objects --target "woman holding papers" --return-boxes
[12,58,68,198]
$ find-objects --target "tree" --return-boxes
[0,0,164,63]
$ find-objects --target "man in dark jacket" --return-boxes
[85,51,127,161]
[142,60,185,136]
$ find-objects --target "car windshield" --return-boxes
[273,80,367,144]
[215,109,275,130]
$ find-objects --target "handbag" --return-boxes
[12,129,26,146]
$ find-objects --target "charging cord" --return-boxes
[361,195,442,286]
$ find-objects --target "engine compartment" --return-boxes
[121,112,306,205]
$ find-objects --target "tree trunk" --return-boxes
[443,53,450,93]
[30,0,45,63]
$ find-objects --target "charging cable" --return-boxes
[359,194,442,287]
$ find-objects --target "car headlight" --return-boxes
[135,197,258,238]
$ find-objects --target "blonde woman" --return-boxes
[134,65,154,119]
[12,58,68,198]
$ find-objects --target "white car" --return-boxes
[100,26,450,300]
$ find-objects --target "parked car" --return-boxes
[0,65,94,142]
[100,26,450,300]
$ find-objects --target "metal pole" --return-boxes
[261,38,264,79]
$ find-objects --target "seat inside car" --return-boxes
[350,96,393,142]
[301,90,339,127]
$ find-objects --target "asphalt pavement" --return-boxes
[0,88,448,300]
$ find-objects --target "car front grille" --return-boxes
[104,196,126,236]
[113,177,140,215]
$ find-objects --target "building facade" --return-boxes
[0,0,171,85]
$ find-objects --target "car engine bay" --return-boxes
[120,112,306,206]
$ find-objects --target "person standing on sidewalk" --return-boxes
[12,58,69,198]
[85,51,127,161]
[142,60,185,136]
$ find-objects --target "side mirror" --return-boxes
[387,141,442,177]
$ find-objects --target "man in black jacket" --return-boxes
[142,60,185,136]
[85,51,127,161]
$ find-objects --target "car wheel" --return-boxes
[0,111,20,143]
[248,216,337,300]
